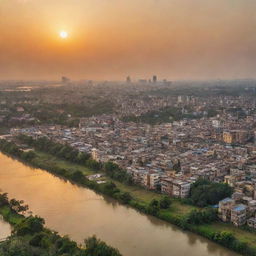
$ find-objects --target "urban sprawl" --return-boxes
[2,79,256,229]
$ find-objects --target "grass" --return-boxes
[35,151,94,176]
[114,181,162,202]
[194,222,256,250]
[170,200,196,215]
[207,223,256,249]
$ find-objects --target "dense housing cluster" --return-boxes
[2,80,256,229]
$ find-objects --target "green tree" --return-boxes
[0,193,9,207]
[104,162,119,173]
[71,171,85,183]
[190,179,233,207]
[14,216,45,236]
[119,192,132,204]
[159,196,171,209]
[55,236,77,254]
[84,235,122,256]
[9,199,29,214]
[147,199,160,216]
[21,150,36,161]
[103,182,120,196]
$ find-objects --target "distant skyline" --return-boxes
[0,0,256,80]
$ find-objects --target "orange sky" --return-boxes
[0,0,256,80]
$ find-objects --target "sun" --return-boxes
[59,31,68,39]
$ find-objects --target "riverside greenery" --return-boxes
[0,137,256,255]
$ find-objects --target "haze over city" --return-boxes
[2,1,256,256]
[1,0,256,80]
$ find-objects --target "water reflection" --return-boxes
[0,153,239,256]
[0,217,11,240]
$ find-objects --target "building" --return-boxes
[16,106,24,112]
[149,173,160,190]
[61,76,70,83]
[91,148,100,161]
[248,200,256,216]
[129,168,148,185]
[218,198,235,222]
[223,131,235,144]
[247,217,256,229]
[212,120,221,128]
[231,204,247,226]
[142,173,161,190]
[172,180,191,198]
[161,178,190,198]
[232,192,244,202]
[223,130,251,144]
[161,178,173,195]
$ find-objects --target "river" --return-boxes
[0,217,11,240]
[0,153,238,256]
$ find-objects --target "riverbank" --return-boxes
[0,139,256,255]
[0,194,122,256]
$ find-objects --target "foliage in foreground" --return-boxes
[0,234,122,256]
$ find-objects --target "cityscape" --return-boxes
[1,0,256,256]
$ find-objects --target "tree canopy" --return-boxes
[190,179,233,207]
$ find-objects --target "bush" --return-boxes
[29,232,45,247]
[102,182,120,196]
[55,236,77,254]
[84,235,122,256]
[119,192,133,204]
[159,196,171,209]
[70,170,85,183]
[14,216,45,236]
[147,199,160,216]
[186,208,217,225]
[21,151,36,161]
[0,193,9,207]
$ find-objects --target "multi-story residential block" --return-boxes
[149,173,160,190]
[248,200,256,216]
[232,192,244,202]
[219,199,247,226]
[218,198,235,222]
[161,178,173,195]
[231,204,247,226]
[172,180,191,198]
[247,217,256,229]
[161,178,190,198]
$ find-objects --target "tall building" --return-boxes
[61,76,70,83]
[126,76,131,83]
[153,75,157,83]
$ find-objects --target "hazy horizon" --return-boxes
[1,0,256,80]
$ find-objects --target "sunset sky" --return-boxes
[0,0,256,80]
